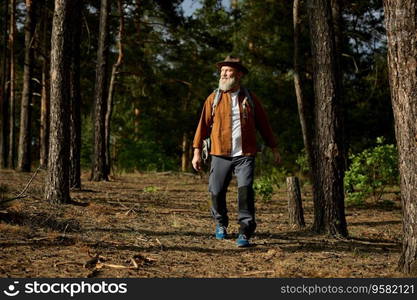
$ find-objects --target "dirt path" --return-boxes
[0,170,406,278]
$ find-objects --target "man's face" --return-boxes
[219,66,242,91]
[220,66,241,80]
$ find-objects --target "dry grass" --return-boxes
[0,169,407,278]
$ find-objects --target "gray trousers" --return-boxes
[208,155,256,237]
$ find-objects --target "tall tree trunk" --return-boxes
[69,0,82,188]
[383,0,417,275]
[330,0,347,169]
[181,132,190,171]
[105,0,124,178]
[45,0,74,204]
[7,0,15,169]
[0,0,10,168]
[292,0,315,185]
[17,0,36,172]
[180,82,192,172]
[91,0,110,181]
[307,0,347,237]
[39,0,50,169]
[330,0,343,69]
[286,176,305,228]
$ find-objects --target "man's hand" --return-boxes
[271,147,281,165]
[192,148,202,171]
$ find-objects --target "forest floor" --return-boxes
[0,169,408,278]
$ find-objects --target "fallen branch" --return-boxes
[241,270,275,276]
[117,199,139,215]
[130,258,139,269]
[54,261,84,268]
[1,166,42,204]
[96,263,132,269]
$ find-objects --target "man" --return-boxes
[192,55,281,247]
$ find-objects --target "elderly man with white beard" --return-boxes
[192,55,281,247]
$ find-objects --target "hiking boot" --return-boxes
[215,225,227,240]
[236,234,250,247]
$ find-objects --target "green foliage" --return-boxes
[114,139,178,172]
[143,186,159,193]
[344,137,399,205]
[295,149,309,173]
[76,0,392,175]
[253,176,274,202]
[8,0,392,175]
[254,166,287,202]
[269,166,289,186]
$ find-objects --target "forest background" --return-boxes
[0,0,394,177]
[1,0,415,278]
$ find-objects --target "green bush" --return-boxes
[344,137,399,205]
[254,176,274,202]
[253,167,287,202]
[115,139,178,172]
[295,148,309,173]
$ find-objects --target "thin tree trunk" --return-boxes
[134,0,141,42]
[105,0,124,178]
[383,0,417,275]
[39,1,50,169]
[7,0,15,169]
[330,0,347,169]
[181,81,192,172]
[17,0,36,172]
[181,132,189,172]
[330,0,343,69]
[69,0,82,188]
[286,176,305,228]
[45,0,74,204]
[0,0,10,168]
[293,0,315,184]
[91,0,110,181]
[307,0,347,237]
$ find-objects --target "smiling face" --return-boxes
[218,66,243,91]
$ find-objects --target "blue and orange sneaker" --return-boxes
[215,225,227,240]
[236,234,250,247]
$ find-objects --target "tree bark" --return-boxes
[293,0,316,185]
[330,0,347,169]
[105,0,124,178]
[307,0,347,237]
[286,176,305,228]
[383,0,417,275]
[44,0,73,204]
[330,0,343,69]
[180,81,192,172]
[17,0,37,172]
[0,0,10,168]
[39,1,50,169]
[7,0,15,169]
[181,132,190,172]
[69,0,82,188]
[91,0,110,181]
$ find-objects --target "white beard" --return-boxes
[218,77,238,91]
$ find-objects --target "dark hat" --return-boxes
[216,55,249,74]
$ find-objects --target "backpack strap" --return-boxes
[211,87,254,117]
[243,87,254,109]
[211,88,222,117]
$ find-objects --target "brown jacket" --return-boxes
[193,89,277,156]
